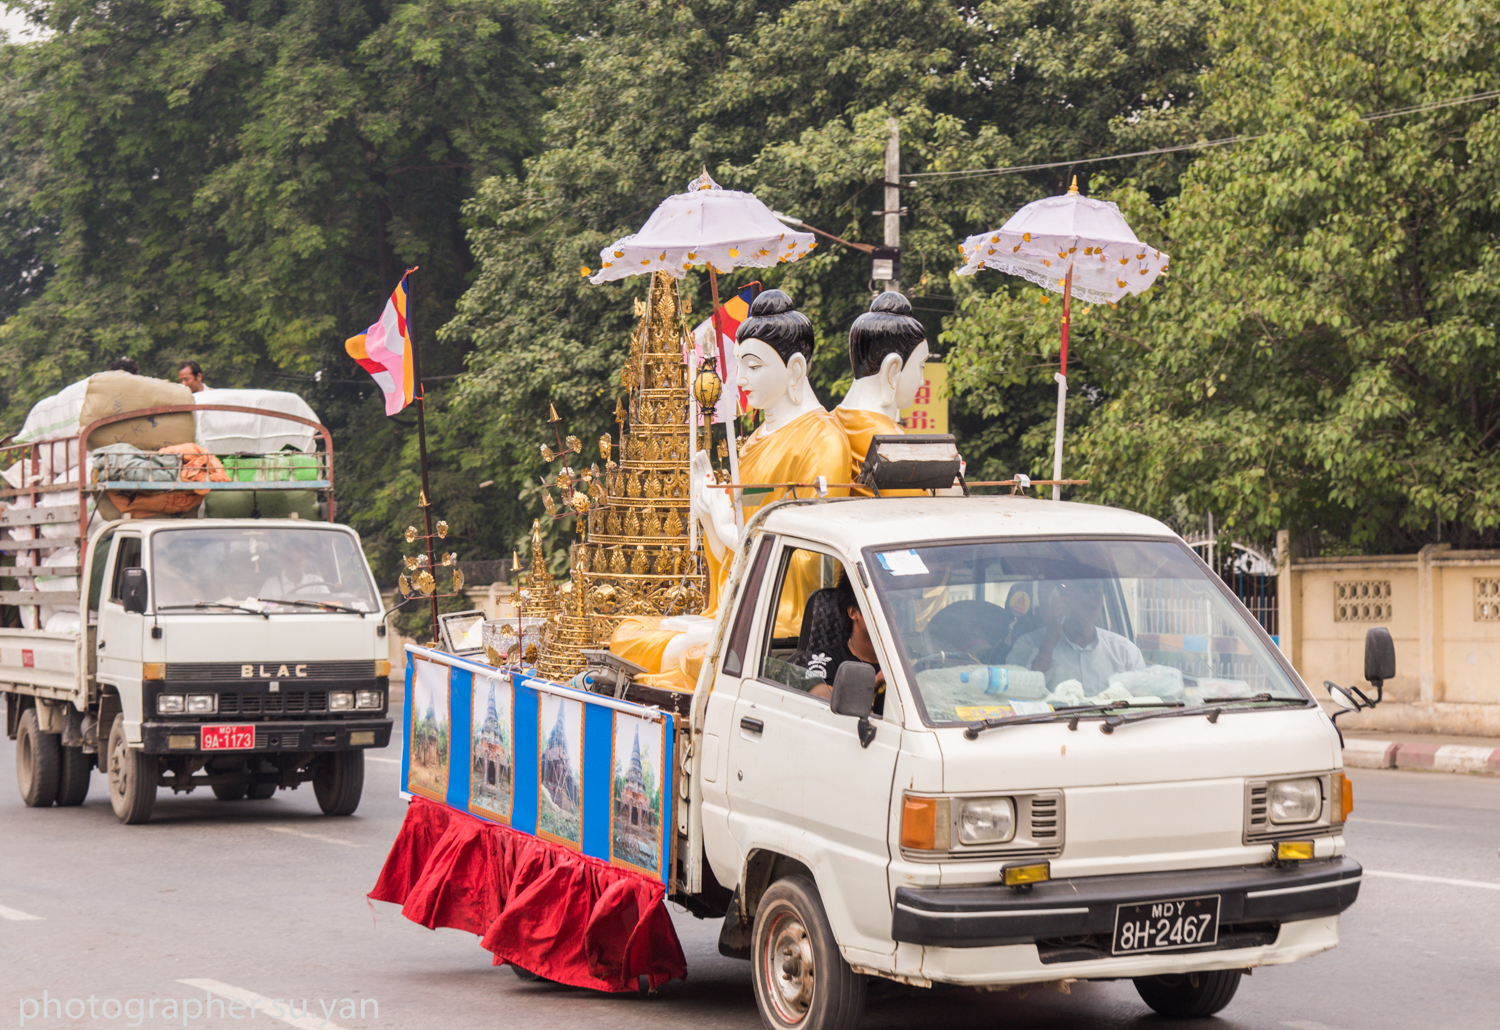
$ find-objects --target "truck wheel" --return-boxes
[1133,970,1243,1018]
[212,783,249,801]
[313,750,364,816]
[751,875,866,1030]
[247,760,277,799]
[106,714,157,825]
[56,745,93,806]
[16,708,61,807]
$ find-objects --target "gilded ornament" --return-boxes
[548,403,561,423]
[606,509,622,536]
[398,573,411,595]
[645,437,660,462]
[665,509,683,537]
[565,434,582,455]
[540,443,556,462]
[404,526,419,543]
[717,440,729,461]
[523,643,539,665]
[452,568,465,592]
[485,644,503,667]
[416,553,430,568]
[599,435,612,462]
[542,490,557,517]
[569,491,590,514]
[643,508,661,536]
[404,555,418,571]
[610,548,626,575]
[645,474,663,499]
[625,473,640,498]
[500,622,515,637]
[415,569,436,595]
[631,548,649,575]
[436,520,449,539]
[624,507,641,536]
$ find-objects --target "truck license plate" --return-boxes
[201,725,255,751]
[1111,894,1220,955]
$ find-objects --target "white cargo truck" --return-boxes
[4,402,393,823]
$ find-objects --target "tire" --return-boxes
[106,714,157,825]
[1133,969,1244,1018]
[751,875,866,1030]
[313,750,364,816]
[510,965,547,982]
[16,708,61,808]
[212,782,249,801]
[56,745,93,807]
[248,781,277,800]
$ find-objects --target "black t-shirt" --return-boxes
[794,638,882,695]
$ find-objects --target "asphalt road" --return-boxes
[1,734,1496,1030]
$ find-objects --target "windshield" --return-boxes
[865,537,1305,726]
[150,528,378,613]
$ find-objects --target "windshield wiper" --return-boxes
[157,602,270,620]
[256,597,367,616]
[964,700,1144,740]
[1098,694,1311,734]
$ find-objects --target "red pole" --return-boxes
[1060,266,1072,376]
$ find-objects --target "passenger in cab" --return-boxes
[793,571,883,702]
[1007,579,1145,694]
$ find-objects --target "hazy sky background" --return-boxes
[0,7,41,40]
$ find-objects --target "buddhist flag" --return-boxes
[346,268,418,415]
[689,283,759,423]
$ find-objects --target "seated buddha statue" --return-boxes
[833,291,930,489]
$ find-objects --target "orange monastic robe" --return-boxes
[704,408,851,637]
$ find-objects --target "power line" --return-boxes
[905,89,1500,183]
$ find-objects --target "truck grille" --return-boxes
[166,661,378,682]
[218,691,328,717]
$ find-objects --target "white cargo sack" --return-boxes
[194,389,319,453]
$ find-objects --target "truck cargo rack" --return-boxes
[0,404,336,615]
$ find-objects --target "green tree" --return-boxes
[447,0,1218,558]
[953,0,1500,551]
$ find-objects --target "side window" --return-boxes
[721,535,776,677]
[757,546,857,696]
[86,530,117,612]
[108,537,143,605]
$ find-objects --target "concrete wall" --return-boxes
[1278,538,1500,736]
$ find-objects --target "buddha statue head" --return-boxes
[841,291,930,419]
[734,289,822,426]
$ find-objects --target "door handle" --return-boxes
[740,717,764,734]
[97,640,106,650]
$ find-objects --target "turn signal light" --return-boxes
[1003,862,1051,888]
[1339,773,1354,823]
[143,662,166,681]
[375,659,391,677]
[900,795,939,850]
[1276,841,1315,861]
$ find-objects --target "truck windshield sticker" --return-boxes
[877,550,929,576]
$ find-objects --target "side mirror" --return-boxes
[829,662,878,749]
[1325,683,1361,712]
[1364,626,1395,686]
[120,567,148,614]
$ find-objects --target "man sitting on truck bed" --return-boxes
[1007,579,1145,694]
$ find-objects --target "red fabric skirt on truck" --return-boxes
[368,797,688,992]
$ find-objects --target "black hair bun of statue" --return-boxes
[868,291,913,316]
[749,289,795,317]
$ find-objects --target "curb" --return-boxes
[1343,739,1500,775]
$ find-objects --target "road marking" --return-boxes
[1366,870,1500,892]
[263,826,361,848]
[177,980,348,1030]
[1349,816,1452,829]
[366,755,401,765]
[0,902,42,921]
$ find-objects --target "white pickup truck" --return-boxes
[3,404,393,823]
[662,492,1376,1028]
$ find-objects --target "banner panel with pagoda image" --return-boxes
[537,692,584,848]
[469,672,514,822]
[610,711,667,877]
[408,657,452,803]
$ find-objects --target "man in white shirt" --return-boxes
[178,361,210,393]
[1007,579,1145,694]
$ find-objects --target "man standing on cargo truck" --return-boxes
[1008,579,1145,694]
[178,361,209,393]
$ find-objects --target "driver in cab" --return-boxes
[1007,579,1144,694]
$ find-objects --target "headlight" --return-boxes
[329,691,355,711]
[185,694,217,715]
[957,797,1016,845]
[1269,777,1322,823]
[355,690,383,710]
[156,694,185,714]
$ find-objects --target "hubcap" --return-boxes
[763,911,814,1023]
[18,729,33,787]
[108,730,128,799]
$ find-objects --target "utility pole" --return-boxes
[884,118,900,293]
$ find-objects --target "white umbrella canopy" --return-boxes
[956,190,1169,304]
[588,170,816,284]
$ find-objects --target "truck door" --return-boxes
[97,534,146,742]
[724,540,902,956]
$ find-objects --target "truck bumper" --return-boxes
[140,719,392,755]
[893,857,1361,949]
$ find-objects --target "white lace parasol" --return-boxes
[956,190,1169,304]
[588,170,817,284]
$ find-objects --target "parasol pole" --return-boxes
[1052,264,1072,502]
[407,279,442,638]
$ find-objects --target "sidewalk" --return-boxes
[1341,728,1500,775]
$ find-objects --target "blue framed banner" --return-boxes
[401,644,676,883]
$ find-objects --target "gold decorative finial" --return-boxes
[512,549,521,572]
[548,403,561,423]
[689,166,721,192]
[1068,175,1079,195]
